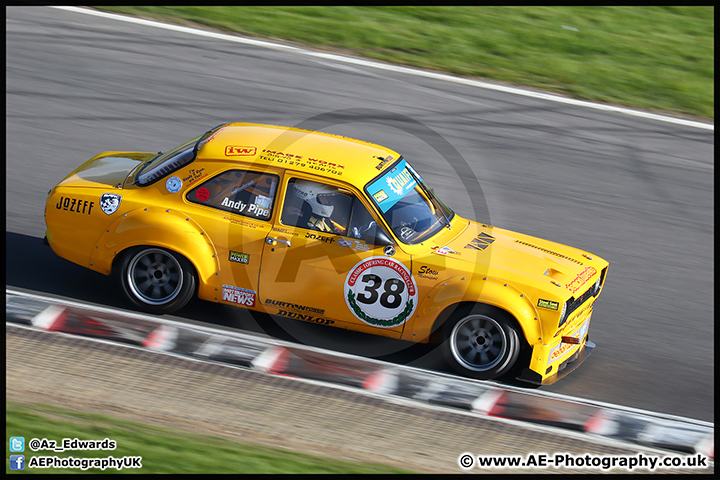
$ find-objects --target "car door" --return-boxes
[185,167,280,307]
[258,176,417,338]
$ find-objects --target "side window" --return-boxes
[347,199,379,240]
[281,179,377,238]
[187,170,278,221]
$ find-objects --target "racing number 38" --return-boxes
[356,274,405,309]
[344,257,418,329]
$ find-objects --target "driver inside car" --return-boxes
[292,180,348,235]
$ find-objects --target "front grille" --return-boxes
[565,266,607,321]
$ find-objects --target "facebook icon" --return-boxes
[10,455,25,470]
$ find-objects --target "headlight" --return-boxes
[558,301,568,328]
[594,267,607,295]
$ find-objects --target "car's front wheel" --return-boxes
[441,304,520,380]
[118,246,196,314]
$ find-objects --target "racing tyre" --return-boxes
[441,305,520,380]
[118,247,196,314]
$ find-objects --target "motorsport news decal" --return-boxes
[222,285,256,307]
[344,256,417,328]
[8,436,141,471]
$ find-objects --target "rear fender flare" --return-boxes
[89,208,219,286]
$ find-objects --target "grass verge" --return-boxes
[6,401,414,474]
[94,6,713,120]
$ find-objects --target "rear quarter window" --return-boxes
[187,169,279,221]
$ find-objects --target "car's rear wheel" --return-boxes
[441,304,520,380]
[118,246,196,314]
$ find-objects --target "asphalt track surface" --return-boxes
[6,7,714,423]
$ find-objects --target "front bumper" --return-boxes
[516,309,595,385]
[517,339,595,385]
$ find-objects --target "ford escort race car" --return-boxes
[44,123,609,385]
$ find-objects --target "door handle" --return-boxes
[266,237,291,247]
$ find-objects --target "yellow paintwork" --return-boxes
[44,123,609,383]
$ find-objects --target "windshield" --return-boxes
[365,157,454,244]
[135,124,225,186]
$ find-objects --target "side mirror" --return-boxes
[365,226,394,247]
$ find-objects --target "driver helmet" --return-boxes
[292,180,339,218]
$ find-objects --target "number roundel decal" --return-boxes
[345,257,418,328]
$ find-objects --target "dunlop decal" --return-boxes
[277,309,334,326]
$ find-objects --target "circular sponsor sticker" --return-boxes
[166,176,182,193]
[344,256,418,328]
[196,187,210,202]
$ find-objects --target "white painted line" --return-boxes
[48,6,713,131]
[30,304,65,330]
[193,334,227,358]
[251,345,288,373]
[362,367,398,394]
[472,390,506,416]
[143,324,178,351]
[695,434,714,460]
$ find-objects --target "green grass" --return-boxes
[6,401,414,474]
[95,6,713,120]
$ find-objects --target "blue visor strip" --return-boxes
[367,158,418,213]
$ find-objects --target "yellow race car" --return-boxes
[44,123,608,385]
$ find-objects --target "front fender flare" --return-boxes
[406,275,543,345]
